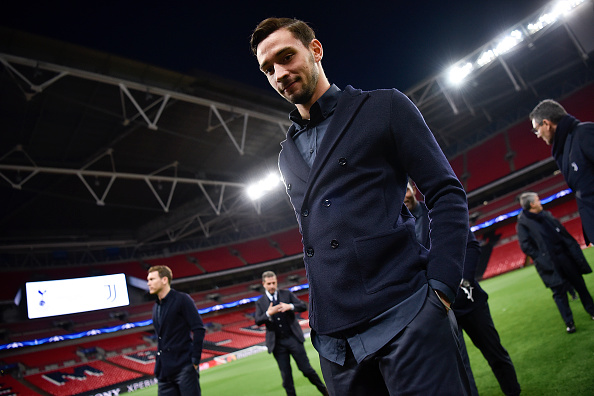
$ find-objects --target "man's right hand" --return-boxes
[267,302,280,316]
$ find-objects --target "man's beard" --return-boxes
[284,54,319,105]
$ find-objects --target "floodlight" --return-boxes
[477,50,496,67]
[494,30,524,55]
[448,62,473,85]
[247,172,281,200]
[445,0,587,86]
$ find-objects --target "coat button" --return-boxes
[302,209,309,217]
[323,199,331,207]
[306,248,314,257]
[338,157,347,166]
[287,183,292,191]
[331,240,339,249]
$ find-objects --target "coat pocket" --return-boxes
[354,224,422,294]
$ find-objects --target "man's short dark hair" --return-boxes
[529,99,567,125]
[148,265,173,283]
[250,17,316,56]
[262,270,276,282]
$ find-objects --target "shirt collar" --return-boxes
[289,84,341,127]
[265,290,277,301]
[157,289,172,304]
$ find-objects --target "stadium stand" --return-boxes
[465,133,511,192]
[188,247,246,273]
[2,344,80,370]
[0,375,42,396]
[229,238,283,264]
[78,332,151,353]
[204,330,266,350]
[25,360,143,396]
[107,348,157,376]
[145,255,204,278]
[269,228,304,256]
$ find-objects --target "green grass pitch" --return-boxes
[132,247,594,395]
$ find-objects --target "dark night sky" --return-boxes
[1,0,548,94]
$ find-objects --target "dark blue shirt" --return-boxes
[289,84,341,167]
[411,201,431,250]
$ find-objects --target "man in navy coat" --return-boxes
[530,99,594,246]
[148,265,205,395]
[516,192,594,333]
[251,18,470,395]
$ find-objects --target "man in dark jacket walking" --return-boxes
[529,99,594,246]
[516,192,594,333]
[148,265,205,395]
[255,271,328,396]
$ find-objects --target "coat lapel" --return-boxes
[280,126,310,183]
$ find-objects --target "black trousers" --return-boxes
[552,253,594,324]
[457,302,521,396]
[272,334,326,396]
[157,363,201,396]
[319,289,471,396]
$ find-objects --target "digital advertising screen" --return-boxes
[25,273,130,319]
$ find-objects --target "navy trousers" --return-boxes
[157,364,201,396]
[319,290,471,395]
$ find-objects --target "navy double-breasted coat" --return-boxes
[278,86,469,335]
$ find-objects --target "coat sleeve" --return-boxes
[254,297,270,326]
[516,219,539,259]
[390,90,468,299]
[580,124,594,163]
[180,293,205,365]
[287,290,307,312]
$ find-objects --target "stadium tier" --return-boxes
[25,360,143,396]
[0,375,42,396]
[187,247,246,273]
[229,238,283,264]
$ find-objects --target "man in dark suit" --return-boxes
[250,18,470,395]
[517,192,594,333]
[148,265,205,396]
[255,271,328,396]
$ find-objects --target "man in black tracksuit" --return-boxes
[406,183,521,396]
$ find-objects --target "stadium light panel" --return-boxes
[477,50,496,67]
[448,62,473,85]
[246,172,282,200]
[446,0,586,85]
[493,30,524,56]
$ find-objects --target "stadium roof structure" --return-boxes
[1,0,593,268]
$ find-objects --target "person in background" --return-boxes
[529,99,594,246]
[405,182,521,396]
[255,271,328,396]
[516,192,594,333]
[148,265,205,395]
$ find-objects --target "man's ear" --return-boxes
[310,39,323,63]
